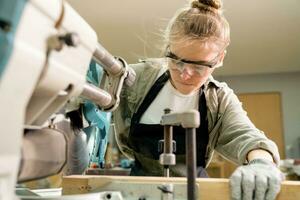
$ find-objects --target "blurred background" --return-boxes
[66,0,300,165]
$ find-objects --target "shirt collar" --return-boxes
[204,75,223,89]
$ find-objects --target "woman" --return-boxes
[113,0,284,199]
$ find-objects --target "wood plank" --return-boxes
[62,175,300,199]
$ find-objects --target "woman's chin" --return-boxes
[175,84,197,94]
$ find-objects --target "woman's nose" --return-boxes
[180,68,192,80]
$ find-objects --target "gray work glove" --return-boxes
[230,158,284,200]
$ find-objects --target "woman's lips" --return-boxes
[175,80,193,86]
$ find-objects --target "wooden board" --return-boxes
[62,175,300,200]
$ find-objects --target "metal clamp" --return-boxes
[160,109,200,200]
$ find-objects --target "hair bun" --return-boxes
[192,0,222,10]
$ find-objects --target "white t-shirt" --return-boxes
[140,69,199,124]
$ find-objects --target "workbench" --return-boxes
[62,175,300,199]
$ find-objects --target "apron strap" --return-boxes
[197,88,208,167]
[131,70,170,125]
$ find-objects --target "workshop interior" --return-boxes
[0,0,300,199]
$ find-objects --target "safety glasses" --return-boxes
[165,46,221,76]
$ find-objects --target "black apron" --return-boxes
[128,70,209,177]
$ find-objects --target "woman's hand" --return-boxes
[229,158,284,200]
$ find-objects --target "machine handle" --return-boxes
[93,43,121,75]
[81,83,112,107]
[124,64,136,87]
[93,44,136,86]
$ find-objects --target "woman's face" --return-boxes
[167,40,224,94]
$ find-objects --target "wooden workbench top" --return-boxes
[62,175,300,199]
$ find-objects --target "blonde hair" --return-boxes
[163,0,230,50]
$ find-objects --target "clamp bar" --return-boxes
[160,110,200,128]
[186,128,197,200]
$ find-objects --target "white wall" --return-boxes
[216,72,300,159]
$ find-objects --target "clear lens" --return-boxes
[168,58,207,76]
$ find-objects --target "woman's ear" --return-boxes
[215,50,227,68]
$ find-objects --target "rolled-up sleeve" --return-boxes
[214,87,280,165]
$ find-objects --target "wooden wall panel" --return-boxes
[238,92,285,158]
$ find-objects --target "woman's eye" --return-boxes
[195,65,205,70]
